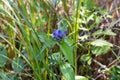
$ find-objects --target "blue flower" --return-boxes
[53,29,67,41]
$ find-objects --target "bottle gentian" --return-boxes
[53,29,67,41]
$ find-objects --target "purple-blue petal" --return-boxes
[57,30,62,33]
[63,30,67,36]
[53,29,67,41]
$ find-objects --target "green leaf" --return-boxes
[40,39,56,54]
[58,41,74,66]
[0,49,7,67]
[103,29,116,36]
[0,72,10,80]
[75,76,88,80]
[84,0,95,9]
[87,58,92,65]
[81,54,91,62]
[81,54,92,65]
[92,46,111,55]
[92,29,116,36]
[91,39,113,47]
[12,57,24,72]
[60,63,75,80]
[64,37,75,47]
[92,30,103,36]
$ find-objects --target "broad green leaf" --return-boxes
[81,54,92,65]
[92,46,111,55]
[104,29,116,36]
[75,76,88,80]
[81,54,91,62]
[64,37,75,46]
[40,39,56,54]
[92,29,116,36]
[12,57,24,72]
[0,49,7,67]
[92,30,103,36]
[109,66,120,79]
[87,58,92,65]
[0,72,10,80]
[60,63,75,80]
[58,41,74,66]
[91,39,113,47]
[102,69,112,74]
